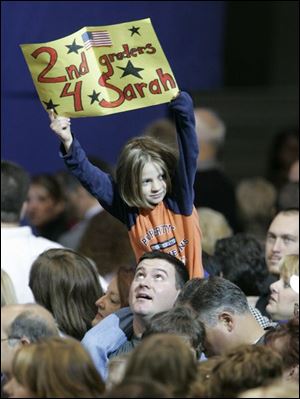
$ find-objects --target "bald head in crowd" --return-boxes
[1,303,59,376]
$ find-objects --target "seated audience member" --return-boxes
[121,334,198,398]
[265,209,299,276]
[266,127,299,191]
[189,344,283,398]
[1,269,17,307]
[1,161,62,303]
[176,277,267,358]
[102,377,173,398]
[25,173,69,241]
[193,107,238,232]
[1,304,59,395]
[29,248,103,340]
[265,315,299,382]
[78,210,135,283]
[236,177,277,242]
[256,208,299,316]
[92,265,135,326]
[142,305,206,360]
[197,207,233,255]
[81,251,189,380]
[3,336,105,398]
[266,254,299,321]
[238,377,299,398]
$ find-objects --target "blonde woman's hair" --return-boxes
[279,254,299,282]
[116,136,177,209]
[12,336,105,398]
[1,269,18,306]
[197,207,233,255]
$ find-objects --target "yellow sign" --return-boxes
[20,18,179,117]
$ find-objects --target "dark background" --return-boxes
[1,1,299,182]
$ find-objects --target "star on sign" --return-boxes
[128,26,141,36]
[66,39,83,54]
[117,60,144,79]
[43,99,60,114]
[88,90,101,105]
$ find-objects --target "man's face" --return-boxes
[129,258,179,318]
[92,276,121,326]
[202,318,234,358]
[26,184,63,227]
[265,212,299,274]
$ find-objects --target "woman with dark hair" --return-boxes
[29,248,103,340]
[92,265,135,326]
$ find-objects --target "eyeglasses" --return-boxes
[1,336,22,342]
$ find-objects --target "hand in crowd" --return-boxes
[49,110,73,152]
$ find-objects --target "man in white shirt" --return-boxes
[1,161,62,303]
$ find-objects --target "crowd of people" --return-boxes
[1,91,299,398]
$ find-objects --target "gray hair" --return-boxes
[8,309,59,346]
[176,277,250,326]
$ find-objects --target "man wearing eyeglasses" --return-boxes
[1,304,59,397]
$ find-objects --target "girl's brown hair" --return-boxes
[116,136,177,208]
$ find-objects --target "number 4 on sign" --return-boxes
[61,81,83,112]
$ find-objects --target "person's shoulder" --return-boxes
[32,235,63,250]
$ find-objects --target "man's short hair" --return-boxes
[142,305,205,358]
[176,276,250,326]
[138,251,189,289]
[1,160,30,223]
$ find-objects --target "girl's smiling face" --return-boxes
[141,161,167,207]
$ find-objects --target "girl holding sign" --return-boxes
[49,91,203,278]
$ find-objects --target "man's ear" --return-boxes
[20,336,31,346]
[218,312,234,332]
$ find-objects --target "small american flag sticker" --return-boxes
[81,31,112,50]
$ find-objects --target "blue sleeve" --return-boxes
[167,91,199,215]
[81,307,133,381]
[59,137,129,223]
